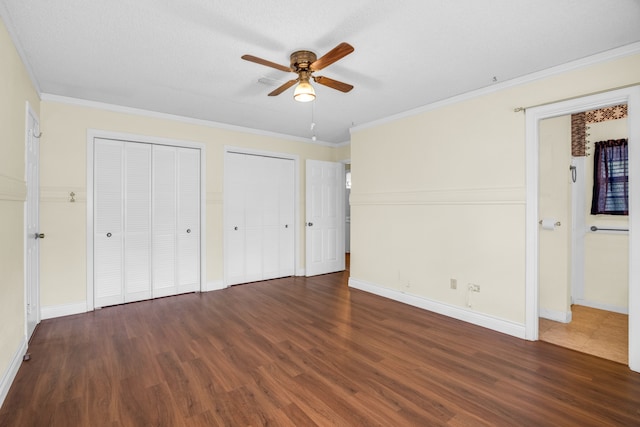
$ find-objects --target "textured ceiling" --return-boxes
[2,0,640,144]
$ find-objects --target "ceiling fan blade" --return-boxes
[310,42,354,71]
[313,76,354,93]
[268,79,298,96]
[241,54,292,73]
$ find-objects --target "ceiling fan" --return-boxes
[242,42,354,102]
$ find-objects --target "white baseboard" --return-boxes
[296,268,306,276]
[348,277,526,339]
[41,301,87,320]
[574,299,628,315]
[539,308,573,323]
[0,336,27,409]
[204,280,226,292]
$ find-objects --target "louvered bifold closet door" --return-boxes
[225,152,247,286]
[177,147,200,293]
[278,158,295,277]
[94,139,125,307]
[152,145,178,298]
[261,156,281,281]
[123,142,152,302]
[224,152,295,286]
[244,154,266,283]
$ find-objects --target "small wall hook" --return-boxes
[31,129,43,138]
[569,165,577,183]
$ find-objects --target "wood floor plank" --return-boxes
[2,269,640,426]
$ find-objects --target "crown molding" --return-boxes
[40,93,339,147]
[351,42,640,135]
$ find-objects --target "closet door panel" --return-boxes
[262,227,279,280]
[262,157,281,279]
[177,148,200,292]
[243,155,265,282]
[94,139,124,307]
[244,227,263,283]
[124,142,152,301]
[152,145,177,296]
[279,159,295,277]
[225,153,246,285]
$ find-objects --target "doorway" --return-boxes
[537,107,629,363]
[525,86,640,372]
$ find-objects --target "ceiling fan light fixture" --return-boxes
[294,80,315,102]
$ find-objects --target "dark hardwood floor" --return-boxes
[2,268,640,426]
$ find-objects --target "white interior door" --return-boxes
[305,160,345,276]
[25,104,41,340]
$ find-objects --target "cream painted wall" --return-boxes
[538,115,572,317]
[351,53,640,325]
[39,101,338,308]
[331,143,351,163]
[584,118,628,309]
[0,17,40,392]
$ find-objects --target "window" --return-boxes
[590,139,628,215]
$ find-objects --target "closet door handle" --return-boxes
[285,224,288,228]
[106,232,112,237]
[234,226,238,231]
[186,229,191,233]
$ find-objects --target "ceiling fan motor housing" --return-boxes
[290,50,317,71]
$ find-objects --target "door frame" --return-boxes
[524,86,640,372]
[222,146,301,285]
[86,130,206,311]
[24,101,41,340]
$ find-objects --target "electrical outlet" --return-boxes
[468,284,480,292]
[450,278,457,290]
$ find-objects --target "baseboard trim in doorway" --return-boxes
[539,308,572,323]
[204,280,225,292]
[41,301,87,320]
[348,277,526,339]
[573,299,628,315]
[0,336,27,408]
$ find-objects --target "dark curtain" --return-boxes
[591,139,628,215]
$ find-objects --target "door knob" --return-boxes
[186,229,191,233]
[307,222,313,227]
[234,226,238,231]
[106,232,112,237]
[35,233,45,239]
